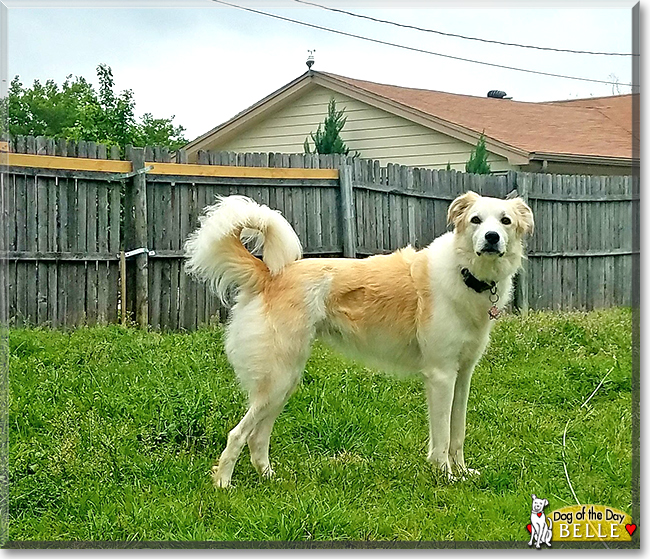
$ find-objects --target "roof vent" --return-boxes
[487,90,509,99]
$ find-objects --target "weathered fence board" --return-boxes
[0,139,637,330]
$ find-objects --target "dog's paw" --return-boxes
[461,467,481,479]
[260,465,275,479]
[451,466,481,481]
[210,465,232,489]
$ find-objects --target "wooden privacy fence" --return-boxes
[0,139,638,330]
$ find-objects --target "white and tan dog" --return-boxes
[185,191,534,488]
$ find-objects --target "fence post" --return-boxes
[339,163,356,258]
[511,171,529,315]
[127,147,149,328]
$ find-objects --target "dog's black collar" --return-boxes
[461,268,496,294]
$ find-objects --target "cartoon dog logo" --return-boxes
[528,494,553,548]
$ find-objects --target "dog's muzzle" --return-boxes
[478,230,504,256]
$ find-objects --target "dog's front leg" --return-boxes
[528,525,535,547]
[423,368,457,479]
[449,363,479,478]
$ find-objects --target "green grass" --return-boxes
[7,308,633,542]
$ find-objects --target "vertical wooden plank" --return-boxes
[555,175,564,310]
[96,177,110,324]
[15,135,26,154]
[160,181,173,330]
[562,175,574,310]
[370,161,383,253]
[623,175,641,306]
[147,161,160,330]
[576,175,588,309]
[602,176,613,308]
[108,177,121,324]
[169,181,181,330]
[5,175,17,324]
[55,176,68,327]
[45,141,58,327]
[14,172,27,325]
[615,176,627,306]
[362,161,375,253]
[608,178,619,306]
[178,182,190,329]
[386,163,394,251]
[128,147,149,328]
[309,154,323,252]
[593,176,605,309]
[35,171,49,325]
[76,141,90,326]
[404,166,416,247]
[196,182,208,327]
[184,183,199,330]
[512,172,529,315]
[25,171,38,325]
[339,164,356,258]
[583,175,594,310]
[353,159,364,253]
[542,174,553,310]
[431,171,444,240]
[86,147,99,326]
[289,153,306,250]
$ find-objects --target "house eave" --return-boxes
[529,152,636,167]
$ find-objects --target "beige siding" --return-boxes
[208,86,515,172]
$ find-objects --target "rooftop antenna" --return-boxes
[306,49,315,70]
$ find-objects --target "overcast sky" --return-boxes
[4,1,638,142]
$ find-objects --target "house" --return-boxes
[184,70,637,175]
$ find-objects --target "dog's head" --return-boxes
[448,191,534,258]
[531,494,549,514]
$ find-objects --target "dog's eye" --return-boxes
[470,216,482,224]
[501,216,512,225]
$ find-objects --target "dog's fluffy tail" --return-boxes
[184,195,302,302]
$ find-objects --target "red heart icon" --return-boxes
[526,524,532,533]
[537,512,542,517]
[625,524,636,536]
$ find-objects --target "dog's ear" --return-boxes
[510,198,535,237]
[543,499,548,507]
[448,191,479,231]
[532,494,537,500]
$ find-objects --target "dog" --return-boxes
[184,191,534,488]
[528,494,553,548]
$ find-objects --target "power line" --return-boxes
[211,0,632,87]
[294,0,637,57]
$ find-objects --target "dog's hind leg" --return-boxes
[212,366,304,488]
[247,374,301,478]
[211,405,262,489]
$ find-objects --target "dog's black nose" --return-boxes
[485,231,500,245]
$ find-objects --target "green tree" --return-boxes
[465,133,491,174]
[2,64,187,151]
[304,98,352,155]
